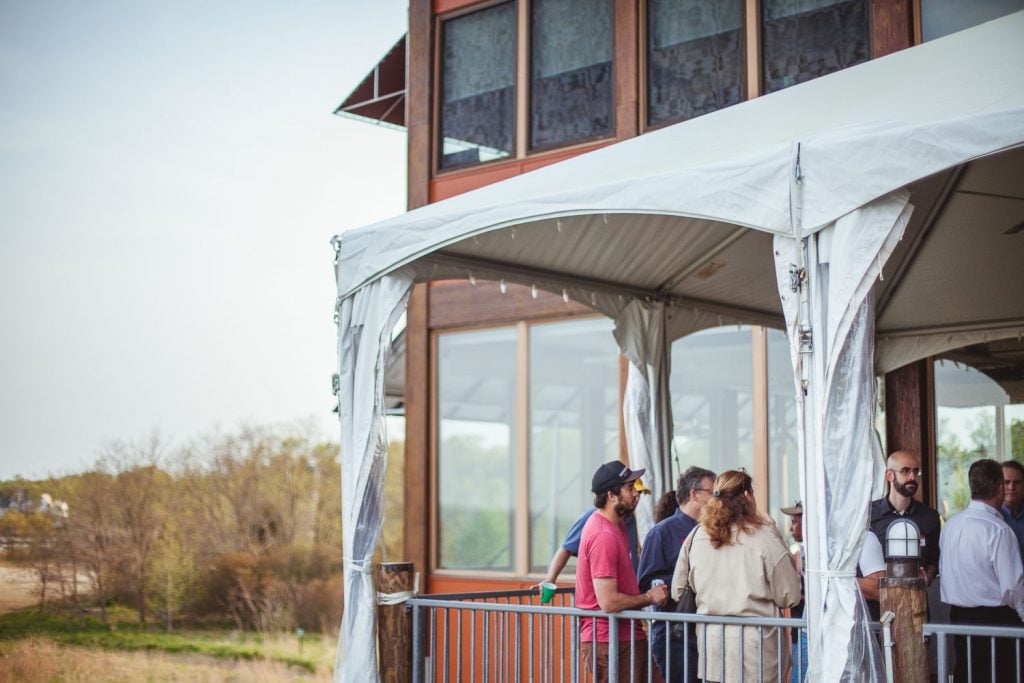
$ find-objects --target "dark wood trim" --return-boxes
[403,284,431,574]
[614,0,639,140]
[871,0,915,58]
[884,358,936,506]
[407,0,433,210]
[427,280,594,329]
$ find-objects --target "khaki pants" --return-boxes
[581,640,655,683]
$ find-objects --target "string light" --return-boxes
[500,279,508,294]
[562,289,570,303]
[469,273,477,286]
[531,285,538,299]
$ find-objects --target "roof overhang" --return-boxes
[334,34,406,128]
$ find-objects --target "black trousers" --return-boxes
[949,604,1022,682]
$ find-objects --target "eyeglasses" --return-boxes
[693,487,713,494]
[890,467,923,477]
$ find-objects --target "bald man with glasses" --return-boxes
[869,451,942,585]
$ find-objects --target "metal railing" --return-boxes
[924,622,1024,683]
[408,588,804,682]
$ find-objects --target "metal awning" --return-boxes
[334,35,406,128]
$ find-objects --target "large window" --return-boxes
[530,0,614,150]
[528,317,620,572]
[438,0,617,171]
[645,0,744,127]
[935,360,1024,518]
[437,327,517,570]
[439,2,517,170]
[761,0,869,94]
[435,316,619,574]
[670,326,755,475]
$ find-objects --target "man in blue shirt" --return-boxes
[637,466,716,683]
[1002,460,1024,560]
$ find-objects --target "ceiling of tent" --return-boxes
[419,143,1024,349]
[877,146,1024,339]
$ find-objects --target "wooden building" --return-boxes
[336,0,1024,597]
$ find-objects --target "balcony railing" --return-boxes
[406,588,1024,682]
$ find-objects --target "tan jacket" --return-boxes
[671,523,802,683]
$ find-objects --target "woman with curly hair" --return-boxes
[670,469,801,682]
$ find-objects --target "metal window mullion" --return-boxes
[515,321,530,577]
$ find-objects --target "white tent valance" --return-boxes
[334,13,1024,682]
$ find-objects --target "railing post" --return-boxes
[377,562,414,682]
[411,601,425,683]
[608,615,618,682]
[880,556,928,682]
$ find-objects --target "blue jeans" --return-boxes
[790,629,808,683]
[651,626,699,683]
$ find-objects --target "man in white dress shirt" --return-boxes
[939,458,1024,681]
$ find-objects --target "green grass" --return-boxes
[0,608,324,674]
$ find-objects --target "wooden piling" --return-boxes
[880,575,928,683]
[377,562,415,683]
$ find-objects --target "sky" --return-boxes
[0,1,409,479]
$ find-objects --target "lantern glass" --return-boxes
[885,518,921,559]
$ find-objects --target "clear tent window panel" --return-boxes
[439,2,517,170]
[761,0,869,94]
[528,317,619,572]
[646,0,745,127]
[529,0,614,150]
[670,326,754,478]
[437,327,517,570]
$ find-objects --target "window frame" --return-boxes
[638,0,753,132]
[430,313,618,578]
[433,0,620,177]
[429,306,794,578]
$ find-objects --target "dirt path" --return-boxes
[0,563,37,615]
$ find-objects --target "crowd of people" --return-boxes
[544,453,1024,682]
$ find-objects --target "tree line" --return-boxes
[0,423,344,634]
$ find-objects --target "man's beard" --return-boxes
[614,500,634,517]
[894,479,918,498]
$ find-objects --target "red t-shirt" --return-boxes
[576,511,646,642]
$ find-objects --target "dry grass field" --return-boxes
[0,637,333,682]
[0,563,338,681]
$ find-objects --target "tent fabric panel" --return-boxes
[334,270,414,683]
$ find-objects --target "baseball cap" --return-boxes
[780,500,803,516]
[592,461,646,494]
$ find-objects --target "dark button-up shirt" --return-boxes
[637,509,698,641]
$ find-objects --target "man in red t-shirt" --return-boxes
[577,461,669,682]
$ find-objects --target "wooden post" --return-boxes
[879,561,928,683]
[377,562,415,683]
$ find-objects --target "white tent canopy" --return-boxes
[333,13,1024,682]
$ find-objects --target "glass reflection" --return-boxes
[437,327,517,569]
[529,317,619,571]
[670,326,754,478]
